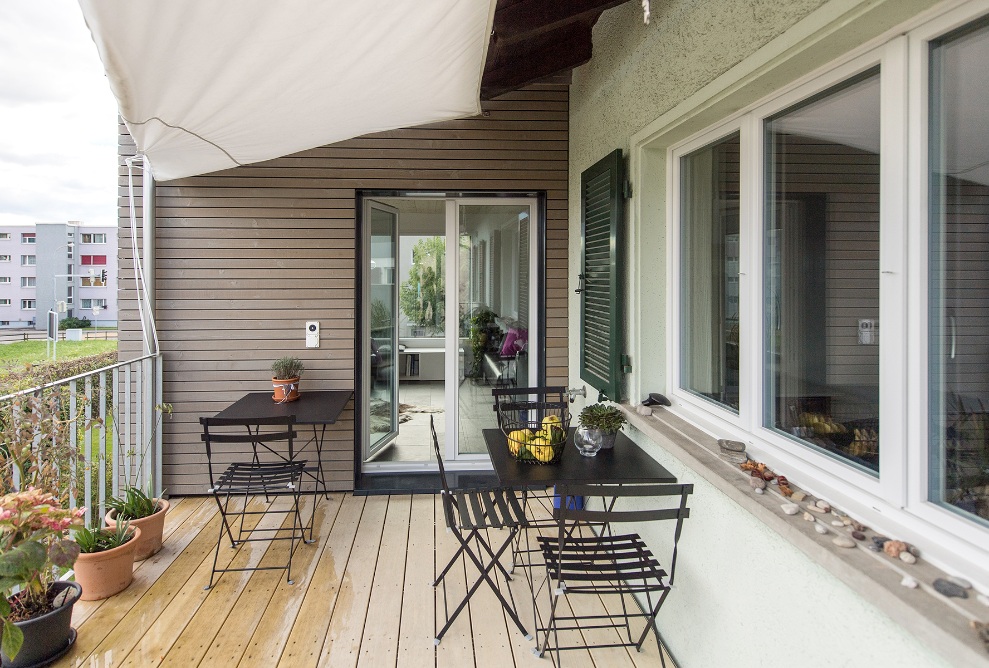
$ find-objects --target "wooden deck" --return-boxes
[56,494,671,668]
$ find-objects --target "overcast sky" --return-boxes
[0,2,118,228]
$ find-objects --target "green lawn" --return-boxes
[0,340,118,371]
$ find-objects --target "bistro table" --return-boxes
[483,428,677,487]
[214,390,352,498]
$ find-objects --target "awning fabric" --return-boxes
[78,1,495,182]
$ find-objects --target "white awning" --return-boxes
[78,1,495,182]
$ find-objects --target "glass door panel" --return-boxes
[456,202,534,457]
[366,200,399,459]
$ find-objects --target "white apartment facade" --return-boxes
[0,221,118,329]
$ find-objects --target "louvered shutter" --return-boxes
[580,149,625,401]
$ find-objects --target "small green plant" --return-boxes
[271,356,304,380]
[74,521,132,554]
[106,486,162,521]
[577,404,627,433]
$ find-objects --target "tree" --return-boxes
[400,237,445,333]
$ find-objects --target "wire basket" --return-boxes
[493,386,571,464]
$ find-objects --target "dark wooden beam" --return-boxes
[481,23,593,100]
[493,0,629,44]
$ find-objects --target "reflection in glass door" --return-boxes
[455,202,534,457]
[365,200,399,459]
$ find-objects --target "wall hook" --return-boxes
[575,273,585,294]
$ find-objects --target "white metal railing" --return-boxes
[0,353,163,525]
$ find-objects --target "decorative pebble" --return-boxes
[776,475,788,487]
[884,540,908,558]
[781,503,800,516]
[791,491,806,502]
[814,524,828,535]
[636,405,653,416]
[933,578,969,599]
[947,576,972,590]
[872,536,889,548]
[749,477,766,490]
[815,500,831,512]
[899,552,917,565]
[762,470,775,481]
[851,521,867,532]
[832,536,856,548]
[754,487,764,495]
[842,518,852,526]
[803,512,815,522]
[900,576,919,589]
[977,594,989,607]
[908,545,920,558]
[851,531,866,541]
[867,544,881,552]
[806,505,827,514]
[831,520,844,527]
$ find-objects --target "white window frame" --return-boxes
[665,0,989,578]
[0,233,10,240]
[19,277,34,288]
[20,234,34,244]
[0,277,9,285]
[81,233,107,244]
[0,255,10,263]
[20,255,35,267]
[0,300,10,307]
[20,299,35,310]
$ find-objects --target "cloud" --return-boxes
[0,2,119,228]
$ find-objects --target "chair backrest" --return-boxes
[554,482,693,584]
[429,415,457,530]
[199,415,297,485]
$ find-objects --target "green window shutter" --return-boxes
[579,149,625,401]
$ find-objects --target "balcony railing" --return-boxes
[0,353,163,525]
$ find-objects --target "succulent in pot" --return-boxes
[72,522,140,601]
[576,403,627,450]
[104,486,169,561]
[271,356,305,403]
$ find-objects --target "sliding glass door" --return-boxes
[362,195,537,471]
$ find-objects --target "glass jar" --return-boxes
[574,427,603,457]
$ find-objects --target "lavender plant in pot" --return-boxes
[271,356,304,403]
[576,403,627,450]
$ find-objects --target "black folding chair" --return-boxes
[199,415,315,590]
[535,482,693,666]
[429,415,532,644]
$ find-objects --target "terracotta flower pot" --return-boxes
[272,377,300,402]
[104,498,169,561]
[74,526,141,601]
[1,581,80,668]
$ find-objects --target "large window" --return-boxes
[765,70,881,474]
[20,234,34,244]
[20,277,34,288]
[81,233,107,244]
[81,255,107,266]
[929,17,989,526]
[81,298,107,309]
[680,132,741,411]
[20,300,34,310]
[20,255,34,266]
[667,6,989,575]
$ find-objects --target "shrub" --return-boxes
[58,317,91,330]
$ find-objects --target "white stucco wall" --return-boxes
[567,1,958,666]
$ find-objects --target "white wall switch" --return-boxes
[306,321,320,348]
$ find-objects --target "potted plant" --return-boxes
[102,403,171,561]
[271,356,304,403]
[72,522,140,601]
[104,487,168,562]
[0,489,85,667]
[577,403,627,450]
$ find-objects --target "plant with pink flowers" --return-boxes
[0,488,84,659]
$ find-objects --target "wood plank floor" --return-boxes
[56,494,672,668]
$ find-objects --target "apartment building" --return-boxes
[0,221,118,329]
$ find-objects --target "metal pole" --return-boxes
[142,166,156,355]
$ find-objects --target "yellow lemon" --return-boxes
[507,429,532,456]
[530,444,554,463]
[542,415,562,430]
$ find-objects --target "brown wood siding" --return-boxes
[117,85,570,495]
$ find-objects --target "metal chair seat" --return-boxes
[538,533,669,595]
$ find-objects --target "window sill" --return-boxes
[618,404,989,667]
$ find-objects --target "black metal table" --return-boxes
[483,428,677,487]
[214,390,352,497]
